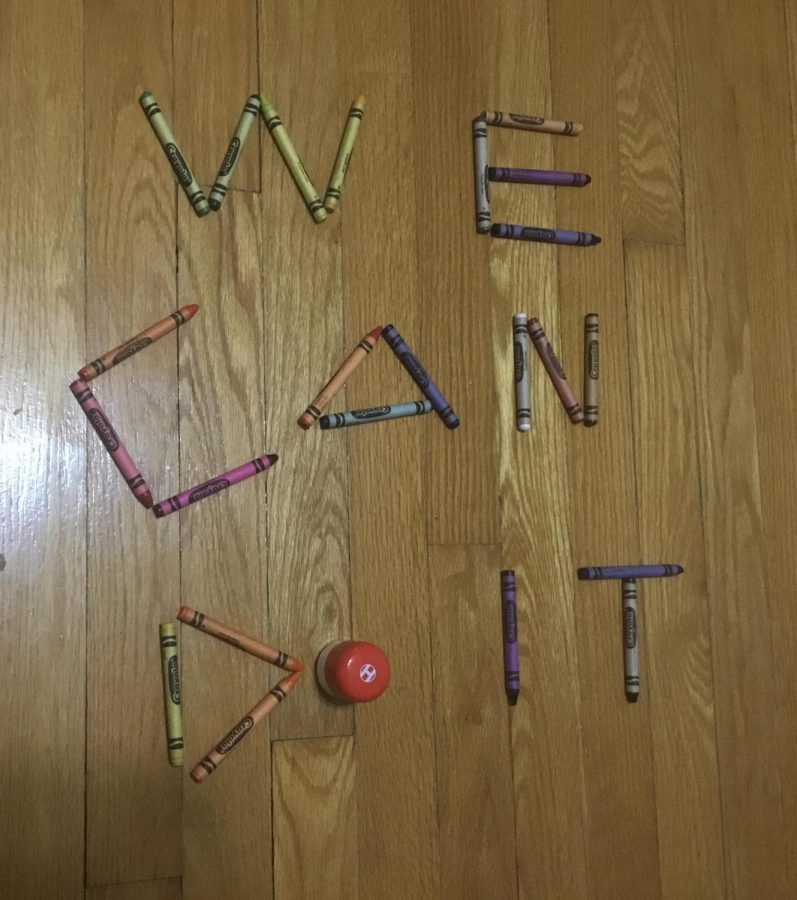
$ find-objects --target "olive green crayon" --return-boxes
[139,91,210,218]
[159,623,184,766]
[324,95,365,212]
[209,94,261,210]
[259,94,327,223]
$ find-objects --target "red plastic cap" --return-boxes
[318,641,391,703]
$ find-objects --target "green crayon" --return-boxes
[209,94,261,210]
[139,91,210,218]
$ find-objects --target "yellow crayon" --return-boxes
[324,95,365,212]
[259,95,327,223]
[159,623,183,766]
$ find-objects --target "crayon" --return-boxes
[79,304,199,381]
[159,624,183,766]
[153,453,278,518]
[513,314,531,432]
[577,564,684,581]
[488,166,591,187]
[320,400,432,430]
[69,379,153,508]
[622,579,640,702]
[382,324,460,429]
[176,605,303,672]
[190,671,302,783]
[584,313,599,426]
[501,570,520,706]
[527,318,584,424]
[491,223,601,246]
[209,95,261,211]
[473,117,491,234]
[259,95,327,223]
[480,110,583,136]
[324,95,365,212]
[139,91,210,217]
[298,327,382,429]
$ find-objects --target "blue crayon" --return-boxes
[382,325,460,429]
[490,222,601,246]
[577,564,684,581]
[320,400,432,430]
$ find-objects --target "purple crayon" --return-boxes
[488,167,591,187]
[491,223,601,246]
[577,564,683,581]
[382,324,460,429]
[501,570,519,706]
[153,453,278,518]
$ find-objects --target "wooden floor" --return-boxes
[2,0,797,897]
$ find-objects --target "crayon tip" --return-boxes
[266,453,279,466]
[139,490,154,509]
[248,93,262,106]
[176,606,192,623]
[593,235,602,244]
[584,175,592,185]
[674,565,684,575]
[354,95,366,110]
[626,693,639,704]
[367,325,383,342]
[507,691,519,706]
[184,303,200,319]
[152,503,166,518]
[139,90,153,102]
[208,199,221,211]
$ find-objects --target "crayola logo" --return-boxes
[624,608,637,648]
[509,113,544,126]
[113,337,152,365]
[513,341,524,383]
[400,353,430,389]
[87,408,120,451]
[168,656,181,704]
[546,344,566,380]
[504,603,517,643]
[165,143,192,187]
[216,717,253,754]
[588,340,599,379]
[219,138,240,176]
[521,227,556,242]
[189,478,231,503]
[352,406,390,419]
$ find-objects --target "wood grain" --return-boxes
[612,0,684,242]
[83,0,182,884]
[173,0,260,192]
[177,196,272,899]
[86,879,181,900]
[428,546,517,899]
[673,0,787,894]
[0,0,86,895]
[273,738,357,899]
[624,242,725,897]
[259,0,353,741]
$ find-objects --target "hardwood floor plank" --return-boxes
[273,738,357,900]
[87,878,181,900]
[83,0,181,883]
[0,0,86,894]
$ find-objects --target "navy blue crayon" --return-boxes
[382,325,460,429]
[320,400,432,430]
[577,564,683,581]
[490,223,601,246]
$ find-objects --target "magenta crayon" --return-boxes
[527,318,584,424]
[491,223,601,246]
[501,570,519,706]
[69,379,153,508]
[153,453,278,518]
[488,167,590,187]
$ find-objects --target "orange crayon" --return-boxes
[79,304,199,381]
[177,606,303,672]
[190,671,302,783]
[298,326,382,429]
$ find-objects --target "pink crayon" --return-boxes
[69,378,153,508]
[153,453,278,518]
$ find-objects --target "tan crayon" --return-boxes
[177,606,303,672]
[528,318,584,424]
[298,326,382,429]
[79,304,199,381]
[584,313,599,426]
[190,671,302,783]
[481,110,583,136]
[159,624,183,766]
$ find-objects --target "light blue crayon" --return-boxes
[320,400,432,430]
